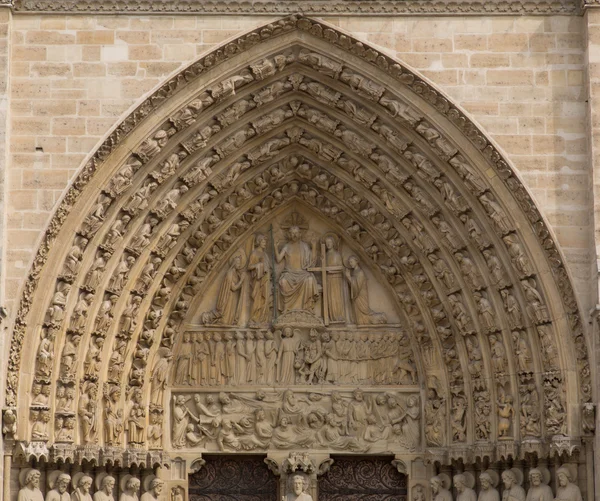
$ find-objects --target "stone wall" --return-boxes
[5,13,593,317]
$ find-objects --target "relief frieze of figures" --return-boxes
[171,388,421,453]
[172,327,417,387]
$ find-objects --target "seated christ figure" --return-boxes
[275,224,319,313]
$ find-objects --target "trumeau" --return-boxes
[5,0,582,15]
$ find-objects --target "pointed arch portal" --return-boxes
[4,14,594,501]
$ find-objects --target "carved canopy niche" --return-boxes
[4,15,593,467]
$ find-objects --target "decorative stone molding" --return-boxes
[11,0,580,15]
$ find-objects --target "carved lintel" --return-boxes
[283,452,316,474]
[317,458,334,476]
[189,457,207,474]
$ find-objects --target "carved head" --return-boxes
[479,473,492,490]
[528,469,542,487]
[32,383,41,395]
[353,389,364,401]
[291,475,308,496]
[24,470,41,489]
[501,471,516,489]
[288,226,301,241]
[79,476,93,493]
[347,255,359,269]
[151,479,164,495]
[453,475,466,492]
[124,478,139,494]
[102,476,115,493]
[56,474,71,493]
[556,467,571,487]
[255,234,267,249]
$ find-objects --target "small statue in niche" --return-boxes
[430,475,452,501]
[285,474,313,501]
[497,392,514,438]
[46,472,71,501]
[554,466,582,501]
[31,409,50,441]
[345,255,386,325]
[18,469,43,501]
[148,411,163,449]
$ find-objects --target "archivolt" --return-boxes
[6,15,592,462]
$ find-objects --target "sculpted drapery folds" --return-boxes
[275,222,319,314]
[248,233,273,325]
[4,18,592,498]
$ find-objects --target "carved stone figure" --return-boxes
[478,473,500,501]
[525,468,552,501]
[248,234,272,326]
[454,475,476,501]
[285,475,313,501]
[345,255,386,324]
[150,348,172,406]
[554,467,582,501]
[480,193,511,234]
[430,475,452,501]
[93,475,115,501]
[78,382,98,444]
[503,235,532,276]
[71,475,93,501]
[127,388,146,445]
[202,251,246,325]
[140,480,164,501]
[104,385,123,446]
[497,393,514,437]
[119,478,140,501]
[275,220,319,313]
[521,279,549,323]
[277,327,298,384]
[46,473,71,501]
[501,470,525,501]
